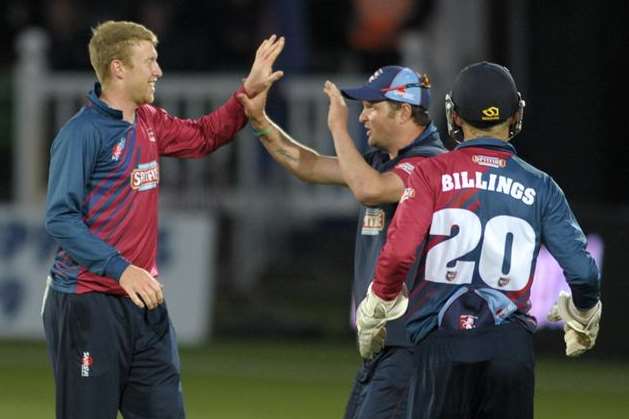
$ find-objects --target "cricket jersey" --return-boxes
[44,83,247,294]
[354,122,445,346]
[371,137,601,344]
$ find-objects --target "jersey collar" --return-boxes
[455,137,517,154]
[398,122,440,156]
[87,82,124,120]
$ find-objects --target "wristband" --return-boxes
[252,127,272,137]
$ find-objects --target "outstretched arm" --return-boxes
[237,86,344,185]
[323,81,405,206]
[156,34,286,157]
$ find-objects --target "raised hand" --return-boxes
[119,264,164,310]
[237,84,271,123]
[243,34,285,97]
[323,80,349,133]
[547,291,602,357]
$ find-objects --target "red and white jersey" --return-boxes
[371,137,600,343]
[45,83,247,294]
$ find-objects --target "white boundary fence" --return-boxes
[0,207,216,344]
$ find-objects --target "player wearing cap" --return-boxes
[237,66,446,419]
[356,61,602,419]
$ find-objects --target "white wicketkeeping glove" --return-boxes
[356,284,409,360]
[547,291,602,357]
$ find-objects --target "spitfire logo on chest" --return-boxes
[130,161,160,191]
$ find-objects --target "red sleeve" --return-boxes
[146,86,248,158]
[390,156,426,186]
[372,163,436,300]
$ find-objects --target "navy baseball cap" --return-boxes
[341,66,431,108]
[451,61,519,127]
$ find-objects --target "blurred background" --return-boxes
[0,0,628,418]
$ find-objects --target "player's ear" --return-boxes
[110,59,126,81]
[400,103,413,123]
[452,111,464,126]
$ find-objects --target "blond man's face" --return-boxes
[122,40,162,105]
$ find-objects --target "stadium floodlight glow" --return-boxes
[531,234,604,329]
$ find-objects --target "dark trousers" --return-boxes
[345,346,416,419]
[42,288,185,419]
[409,322,534,419]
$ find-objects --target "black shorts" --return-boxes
[344,346,416,419]
[409,322,534,419]
[42,287,185,419]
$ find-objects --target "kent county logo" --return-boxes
[472,155,506,168]
[400,187,415,203]
[395,162,415,175]
[459,314,478,330]
[361,208,385,236]
[81,352,93,377]
[481,106,500,121]
[130,161,160,191]
[147,127,156,143]
[112,137,126,161]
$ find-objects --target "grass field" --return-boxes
[0,339,627,418]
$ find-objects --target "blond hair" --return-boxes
[88,21,158,84]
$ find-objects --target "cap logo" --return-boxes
[368,69,384,83]
[481,106,500,121]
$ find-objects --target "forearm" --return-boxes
[252,114,343,184]
[564,238,601,310]
[46,130,130,280]
[372,172,434,300]
[330,126,398,204]
[156,86,248,158]
[372,252,414,300]
[543,187,601,309]
[566,261,601,309]
[44,211,129,279]
[198,85,248,149]
[371,221,419,301]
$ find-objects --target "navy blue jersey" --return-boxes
[44,83,247,294]
[354,123,445,346]
[372,138,600,343]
